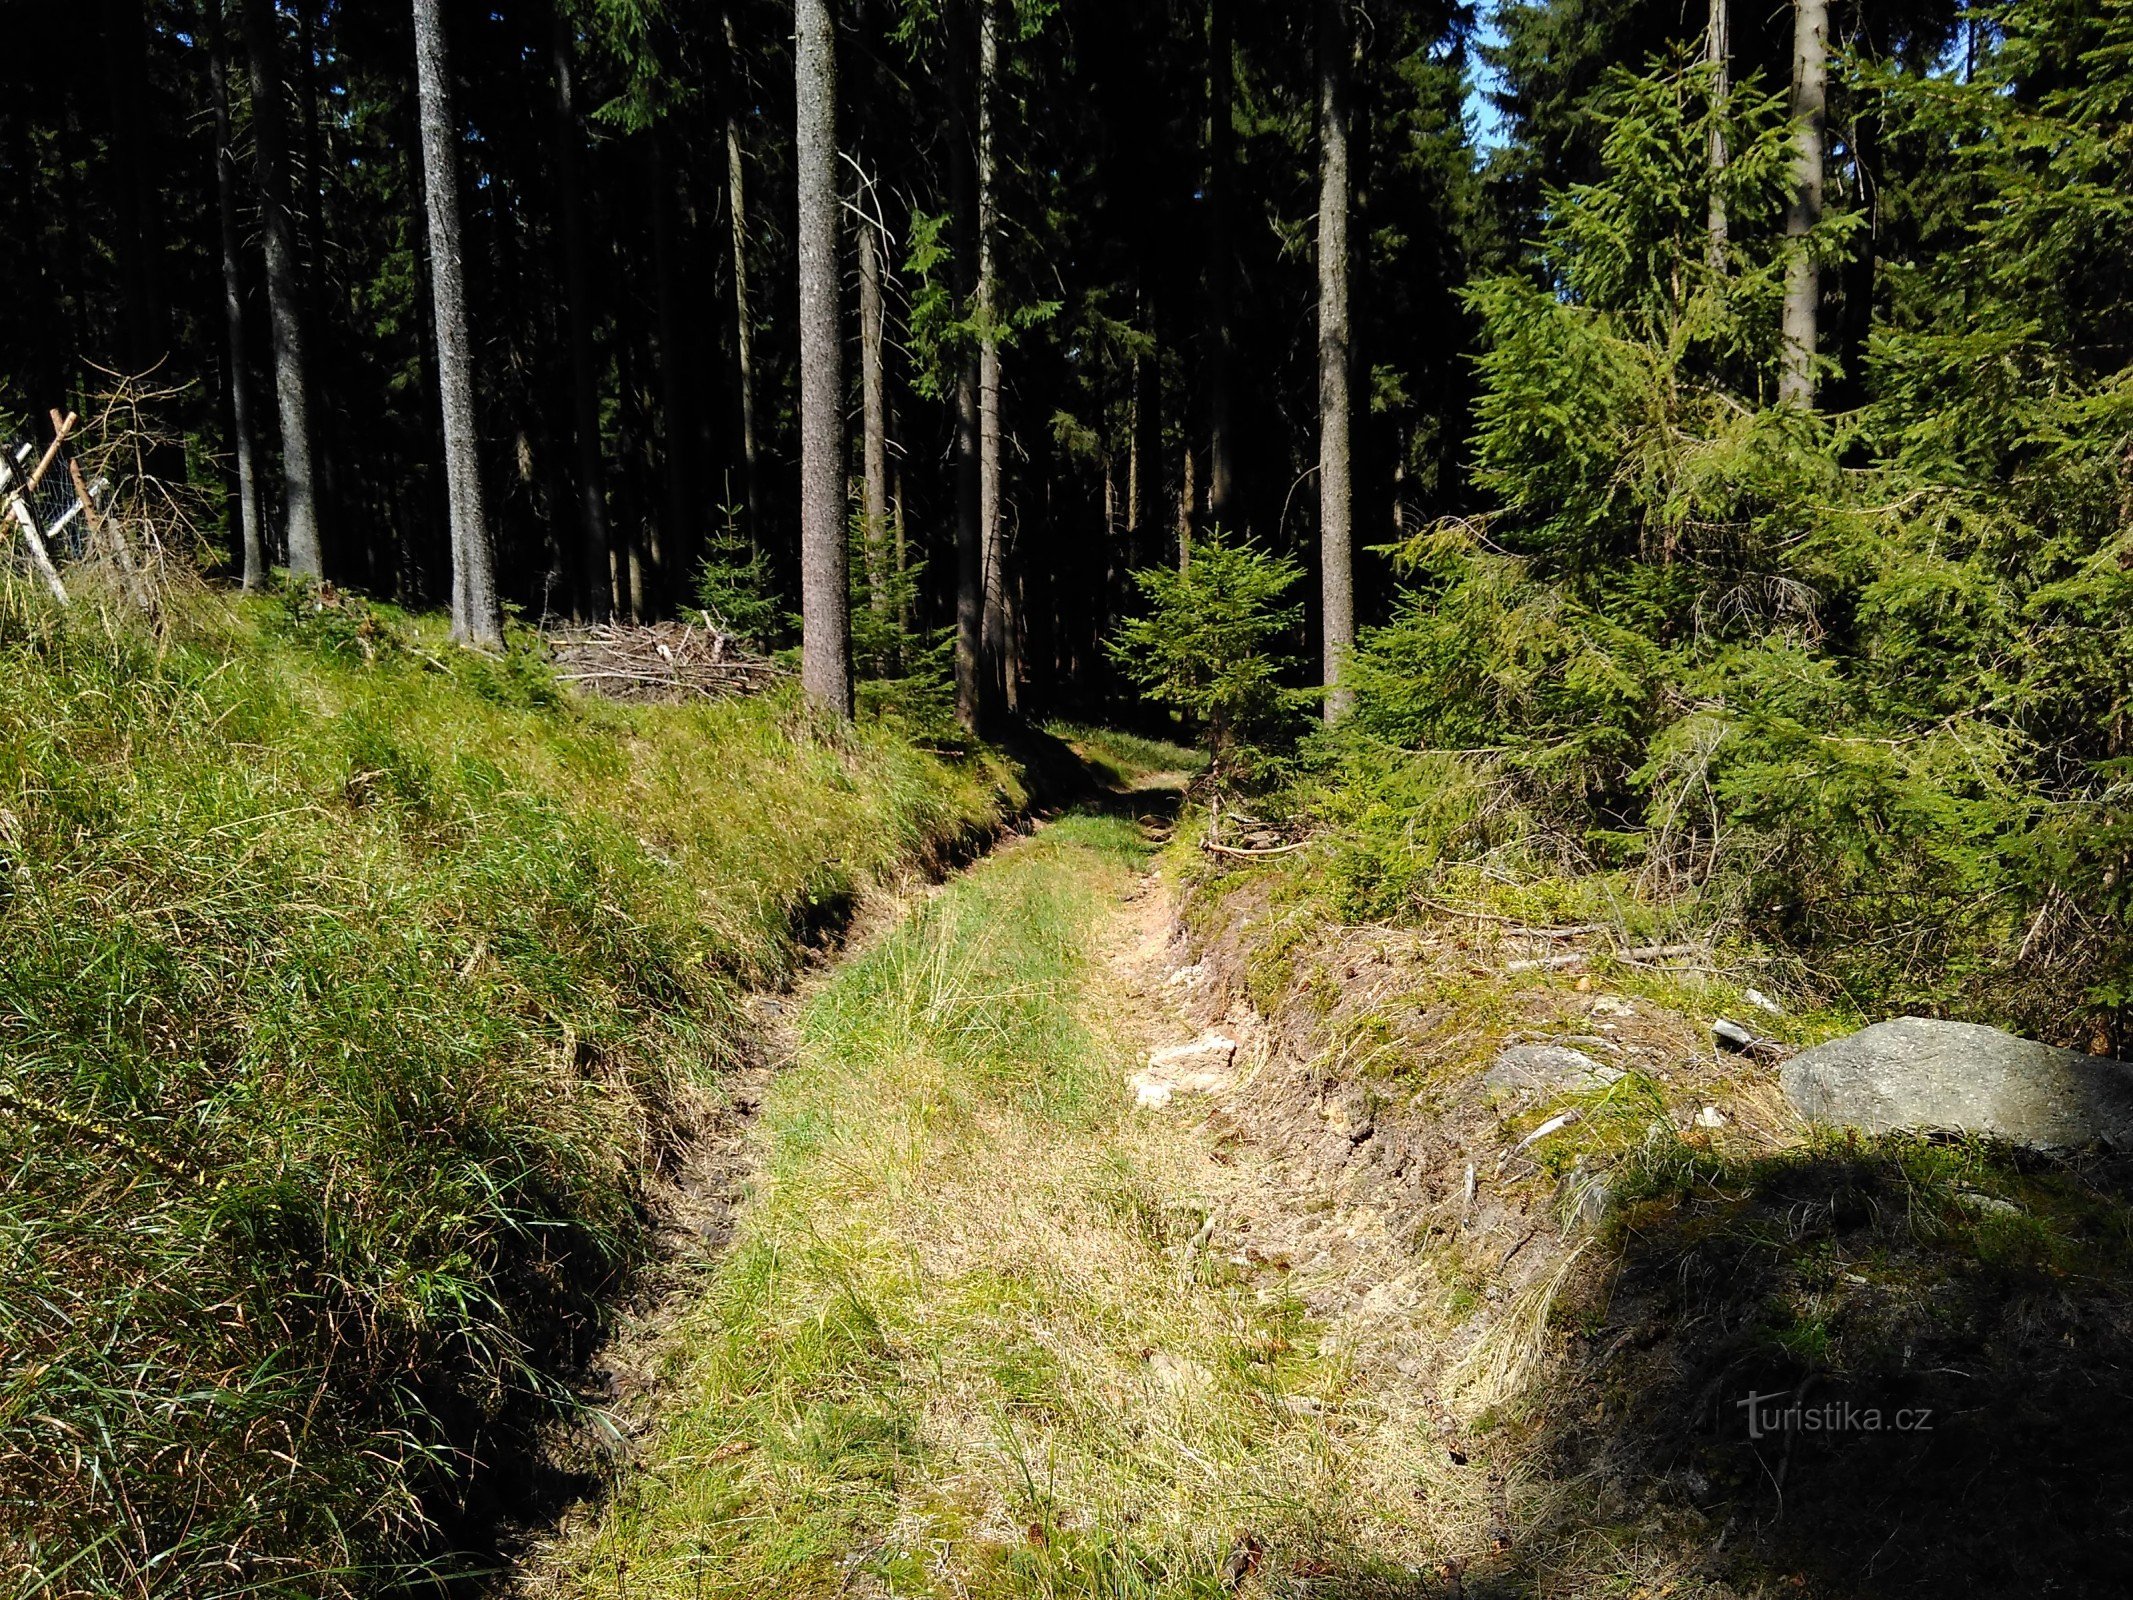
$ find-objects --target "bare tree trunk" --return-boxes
[617,313,648,622]
[795,0,852,717]
[1780,0,1827,406]
[550,3,612,619]
[242,0,322,579]
[1127,347,1146,542]
[652,131,689,604]
[1177,442,1195,570]
[724,10,762,547]
[951,3,982,732]
[1129,286,1158,569]
[412,0,501,646]
[1316,0,1354,723]
[208,4,264,589]
[1706,0,1730,272]
[857,191,891,616]
[105,0,166,373]
[891,399,911,641]
[954,351,982,728]
[1205,0,1237,530]
[976,0,1008,723]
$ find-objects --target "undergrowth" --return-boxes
[0,585,1015,1596]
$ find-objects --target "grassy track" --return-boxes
[539,806,1442,1599]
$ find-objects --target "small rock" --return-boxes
[1485,1043,1623,1102]
[1128,1072,1177,1109]
[1712,1018,1786,1064]
[1145,1350,1214,1389]
[1322,1082,1373,1141]
[1954,1188,2023,1218]
[1149,1033,1238,1075]
[1781,1016,2133,1152]
[1590,995,1638,1018]
[1561,1160,1611,1226]
[1745,987,1784,1016]
[1128,1034,1237,1110]
[1694,1105,1728,1129]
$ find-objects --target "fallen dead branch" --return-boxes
[1201,837,1310,858]
[1502,941,1700,974]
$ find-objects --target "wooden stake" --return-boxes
[1,412,75,604]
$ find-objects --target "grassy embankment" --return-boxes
[0,586,1016,1596]
[1168,798,2133,1596]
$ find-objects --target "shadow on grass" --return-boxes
[1517,1142,2133,1597]
[1216,1145,2133,1600]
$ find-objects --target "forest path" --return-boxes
[513,767,1462,1598]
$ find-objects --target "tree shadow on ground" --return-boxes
[1521,1142,2133,1597]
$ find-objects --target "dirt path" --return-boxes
[504,789,1503,1598]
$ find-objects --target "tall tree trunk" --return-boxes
[401,85,440,600]
[891,386,911,642]
[1316,0,1354,724]
[208,3,264,589]
[242,0,322,578]
[1127,345,1146,545]
[615,319,647,621]
[1205,0,1237,530]
[857,190,891,617]
[1177,443,1195,570]
[550,3,612,619]
[295,0,341,541]
[104,0,166,372]
[723,6,761,547]
[954,352,983,727]
[1706,0,1730,271]
[1780,0,1827,407]
[652,130,689,604]
[795,0,852,717]
[1128,286,1158,571]
[412,0,502,646]
[951,7,983,733]
[976,0,1008,722]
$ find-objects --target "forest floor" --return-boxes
[508,739,2133,1600]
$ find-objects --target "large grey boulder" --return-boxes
[1780,1016,2133,1152]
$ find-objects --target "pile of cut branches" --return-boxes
[548,614,784,702]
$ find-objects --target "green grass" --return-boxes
[0,586,1015,1597]
[1044,723,1205,789]
[546,811,1444,1599]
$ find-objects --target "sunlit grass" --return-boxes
[0,584,1013,1596]
[1045,723,1205,789]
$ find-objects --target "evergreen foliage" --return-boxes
[1109,535,1307,781]
[1322,28,2133,1044]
